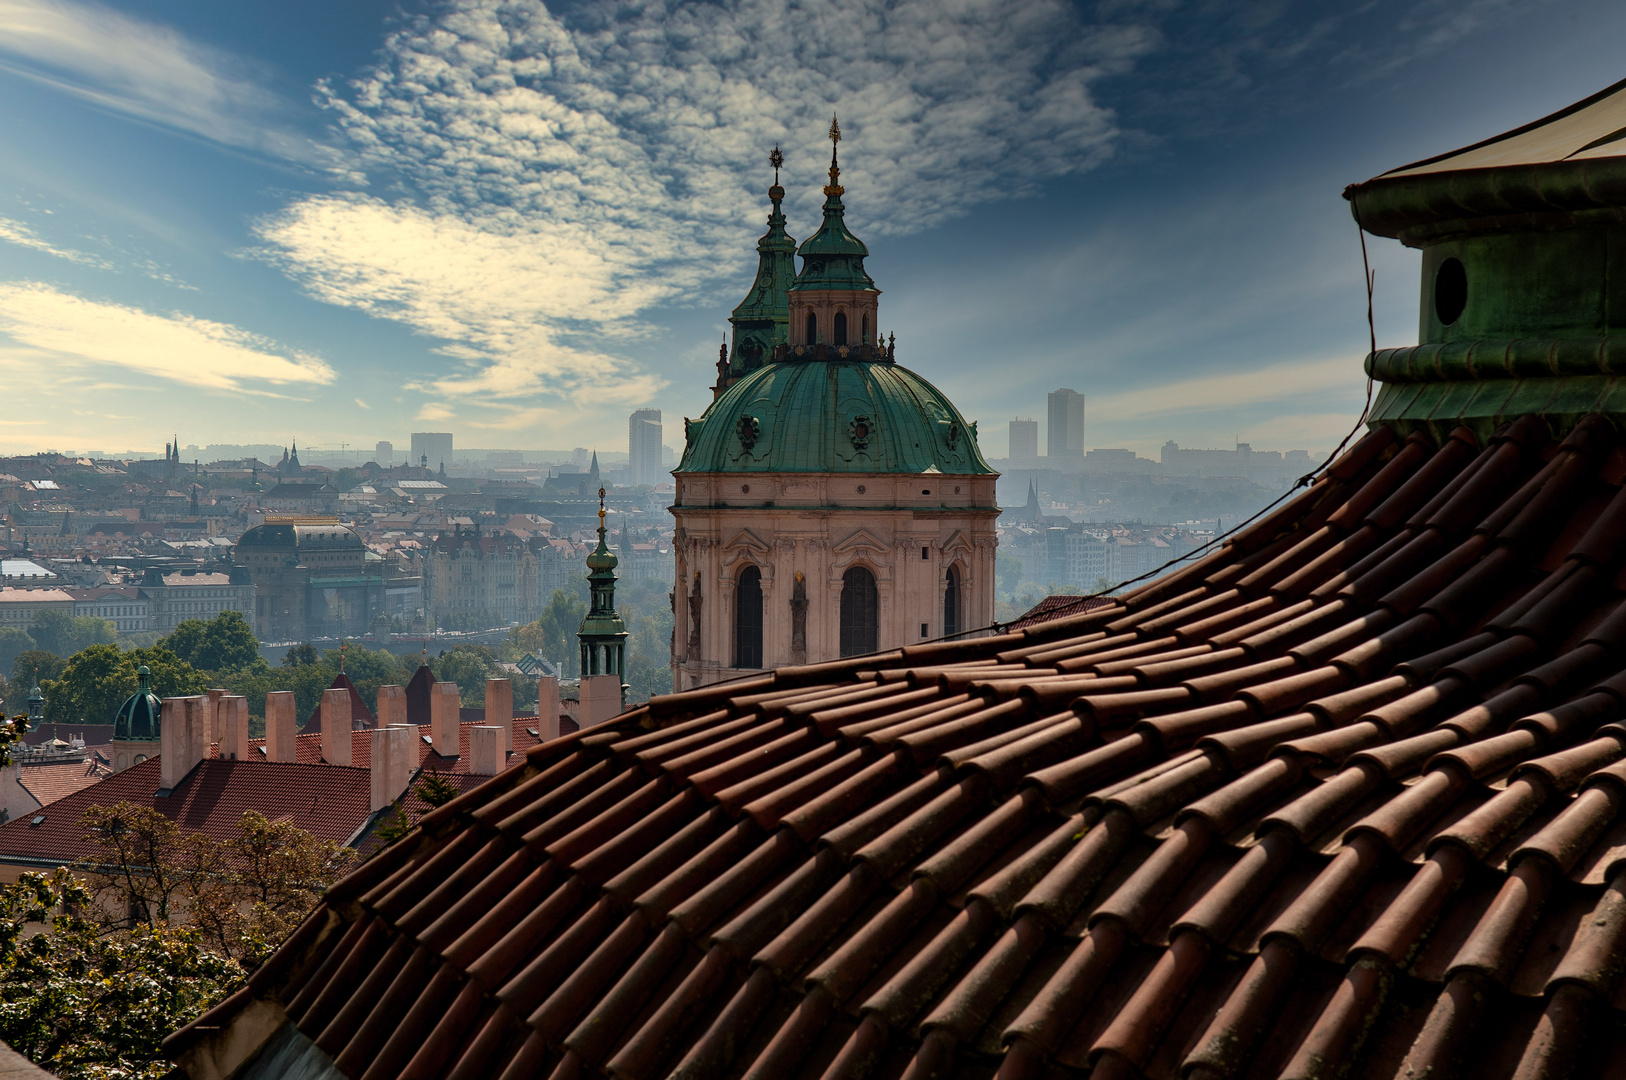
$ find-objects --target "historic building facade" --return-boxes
[423,525,540,628]
[673,125,999,689]
[234,516,383,641]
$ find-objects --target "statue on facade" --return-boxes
[687,572,703,655]
[790,572,808,665]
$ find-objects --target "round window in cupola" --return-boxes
[1435,257,1467,326]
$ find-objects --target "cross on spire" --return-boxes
[824,114,844,197]
[769,144,784,186]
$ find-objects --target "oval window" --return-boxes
[1435,257,1467,326]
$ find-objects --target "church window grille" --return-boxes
[735,566,763,668]
[840,566,878,657]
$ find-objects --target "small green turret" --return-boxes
[577,488,628,682]
[721,146,799,394]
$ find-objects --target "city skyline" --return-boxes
[5,2,1626,459]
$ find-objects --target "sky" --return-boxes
[0,0,1621,462]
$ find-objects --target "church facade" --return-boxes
[672,125,998,689]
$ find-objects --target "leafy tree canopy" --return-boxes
[10,649,64,690]
[281,642,319,668]
[41,644,208,726]
[0,628,36,674]
[27,608,114,656]
[428,646,495,706]
[160,610,259,673]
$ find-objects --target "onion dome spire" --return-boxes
[578,487,628,683]
[723,145,799,394]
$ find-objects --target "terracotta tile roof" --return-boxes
[233,719,544,773]
[17,758,109,808]
[1007,593,1118,631]
[0,757,372,865]
[168,418,1626,1080]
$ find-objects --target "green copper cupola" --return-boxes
[1346,77,1626,440]
[577,488,628,682]
[718,147,798,396]
[787,117,881,350]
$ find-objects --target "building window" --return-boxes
[862,313,869,344]
[806,311,817,344]
[944,565,961,638]
[834,311,847,346]
[840,566,878,657]
[734,566,763,669]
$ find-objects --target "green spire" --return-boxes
[790,116,877,294]
[577,487,627,679]
[726,146,798,385]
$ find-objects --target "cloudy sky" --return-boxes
[0,0,1619,460]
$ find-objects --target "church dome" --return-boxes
[676,356,994,475]
[113,665,160,741]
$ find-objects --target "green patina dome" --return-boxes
[113,665,160,741]
[677,357,993,475]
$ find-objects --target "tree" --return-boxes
[281,642,319,668]
[41,645,208,727]
[0,868,243,1080]
[997,551,1024,600]
[10,649,65,692]
[430,646,494,706]
[160,610,259,673]
[0,628,35,673]
[27,609,114,656]
[537,588,587,676]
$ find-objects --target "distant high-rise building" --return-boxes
[1008,418,1038,461]
[410,432,453,473]
[1047,389,1085,460]
[629,409,663,486]
[375,441,393,467]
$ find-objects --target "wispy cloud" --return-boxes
[0,282,335,391]
[1087,355,1364,422]
[257,0,1157,408]
[0,215,112,268]
[0,0,332,165]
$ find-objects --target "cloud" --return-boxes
[257,0,1156,403]
[0,282,335,391]
[0,0,332,165]
[1086,355,1365,422]
[0,215,112,268]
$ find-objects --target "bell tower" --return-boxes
[787,116,881,350]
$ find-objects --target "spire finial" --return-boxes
[598,487,607,529]
[769,144,784,186]
[824,114,844,197]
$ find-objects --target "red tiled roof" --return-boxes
[1007,592,1118,630]
[0,757,372,865]
[169,418,1626,1080]
[234,718,544,773]
[17,758,109,808]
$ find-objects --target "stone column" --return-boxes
[320,688,352,766]
[265,692,297,762]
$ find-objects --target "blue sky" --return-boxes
[0,0,1620,460]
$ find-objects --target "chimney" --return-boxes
[388,724,415,800]
[159,696,207,790]
[265,692,297,762]
[376,684,406,729]
[220,696,249,760]
[469,726,502,776]
[538,675,561,741]
[485,678,512,754]
[370,725,415,812]
[207,688,227,744]
[321,688,353,766]
[430,682,459,757]
[579,674,623,728]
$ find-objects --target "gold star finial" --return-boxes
[769,145,784,185]
[598,487,607,526]
[824,114,844,197]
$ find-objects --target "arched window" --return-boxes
[735,566,763,668]
[862,314,869,344]
[840,566,878,657]
[833,311,848,346]
[943,565,961,638]
[806,312,817,344]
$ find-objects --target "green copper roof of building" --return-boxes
[1345,77,1626,439]
[676,356,993,475]
[727,153,798,379]
[113,665,160,741]
[789,119,877,294]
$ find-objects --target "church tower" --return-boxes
[672,122,999,690]
[577,488,628,683]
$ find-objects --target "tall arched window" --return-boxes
[840,566,878,657]
[833,311,848,345]
[862,314,869,344]
[805,312,817,344]
[735,566,763,668]
[943,565,961,638]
